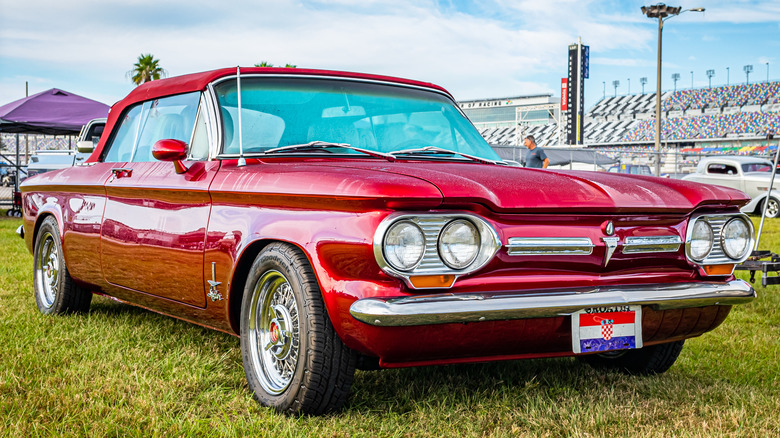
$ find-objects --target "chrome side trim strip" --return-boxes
[622,235,682,253]
[506,237,594,255]
[349,280,755,327]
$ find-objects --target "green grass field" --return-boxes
[1,215,778,437]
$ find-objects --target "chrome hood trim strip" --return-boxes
[349,280,755,327]
[506,237,594,255]
[622,235,682,253]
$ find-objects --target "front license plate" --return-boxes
[571,305,643,354]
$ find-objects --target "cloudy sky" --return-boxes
[0,0,778,110]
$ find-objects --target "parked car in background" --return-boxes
[682,156,780,218]
[25,150,89,178]
[76,118,106,153]
[25,119,106,179]
[608,163,653,176]
[19,67,757,415]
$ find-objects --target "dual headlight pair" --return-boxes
[686,214,754,264]
[385,219,478,271]
[373,214,501,287]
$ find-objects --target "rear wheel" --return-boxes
[33,216,92,314]
[240,243,357,415]
[761,197,779,218]
[578,340,684,375]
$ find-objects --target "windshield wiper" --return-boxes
[263,141,395,161]
[389,146,503,165]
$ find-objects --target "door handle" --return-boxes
[110,167,133,178]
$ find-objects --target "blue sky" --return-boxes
[0,0,778,111]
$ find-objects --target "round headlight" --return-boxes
[721,218,751,260]
[384,221,425,271]
[689,220,713,261]
[438,219,480,269]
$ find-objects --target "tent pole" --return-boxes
[15,134,20,193]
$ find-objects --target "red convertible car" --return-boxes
[19,67,756,415]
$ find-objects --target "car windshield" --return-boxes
[742,162,773,173]
[213,77,501,161]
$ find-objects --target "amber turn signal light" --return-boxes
[409,275,456,288]
[703,264,735,276]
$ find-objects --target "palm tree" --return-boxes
[128,54,167,85]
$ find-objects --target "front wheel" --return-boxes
[33,216,92,314]
[240,243,357,415]
[577,340,684,375]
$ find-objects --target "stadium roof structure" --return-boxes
[0,88,109,135]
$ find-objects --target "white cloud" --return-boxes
[0,0,777,108]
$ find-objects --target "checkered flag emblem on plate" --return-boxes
[600,320,614,340]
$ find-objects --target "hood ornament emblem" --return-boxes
[601,237,619,266]
[602,220,615,236]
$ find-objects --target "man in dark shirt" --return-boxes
[524,135,549,168]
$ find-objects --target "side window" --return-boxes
[104,104,143,162]
[103,92,201,163]
[188,97,210,160]
[706,163,737,175]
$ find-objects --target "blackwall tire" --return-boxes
[240,243,357,415]
[578,340,684,375]
[33,216,92,314]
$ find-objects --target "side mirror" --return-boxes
[152,139,189,174]
[76,141,94,153]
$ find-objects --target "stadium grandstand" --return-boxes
[468,81,780,151]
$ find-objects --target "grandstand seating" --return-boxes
[479,81,780,146]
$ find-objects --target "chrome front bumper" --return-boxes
[349,280,756,327]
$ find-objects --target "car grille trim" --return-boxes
[506,237,594,255]
[622,235,682,253]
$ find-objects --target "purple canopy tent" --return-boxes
[0,88,109,135]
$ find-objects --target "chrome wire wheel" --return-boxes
[35,230,59,309]
[247,270,300,395]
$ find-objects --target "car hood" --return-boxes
[326,161,749,213]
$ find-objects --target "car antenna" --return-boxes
[236,66,246,167]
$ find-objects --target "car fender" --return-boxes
[745,189,780,213]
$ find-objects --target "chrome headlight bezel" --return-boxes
[720,217,752,260]
[688,220,714,262]
[685,213,754,269]
[374,213,501,289]
[383,220,426,271]
[438,219,480,270]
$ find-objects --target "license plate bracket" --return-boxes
[571,305,642,354]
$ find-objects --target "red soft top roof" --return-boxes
[88,67,451,162]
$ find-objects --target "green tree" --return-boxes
[254,61,297,68]
[128,54,167,85]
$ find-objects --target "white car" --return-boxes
[682,156,780,218]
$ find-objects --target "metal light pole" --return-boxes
[767,62,770,83]
[690,70,694,88]
[613,80,620,97]
[706,69,715,88]
[672,73,680,91]
[603,81,606,99]
[628,78,631,94]
[744,64,753,85]
[640,77,648,94]
[641,4,705,177]
[727,67,730,85]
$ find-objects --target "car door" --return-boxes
[99,92,218,308]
